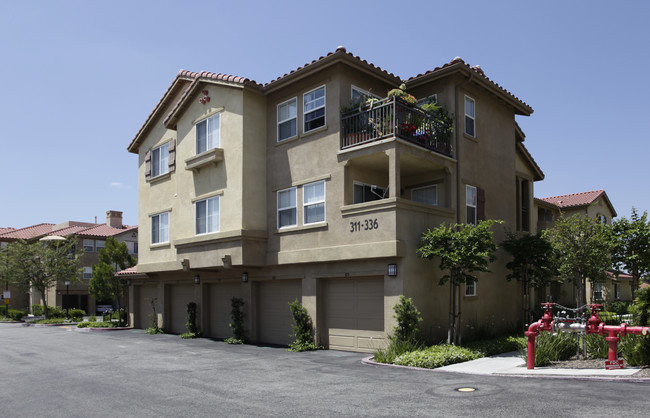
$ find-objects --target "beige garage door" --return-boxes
[169,285,196,335]
[208,282,242,339]
[325,277,385,353]
[257,280,301,346]
[136,285,158,330]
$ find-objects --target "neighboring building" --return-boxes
[0,211,138,314]
[127,47,543,351]
[533,190,628,306]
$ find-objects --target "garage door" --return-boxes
[136,285,158,330]
[208,282,242,339]
[257,280,302,346]
[325,277,385,353]
[169,285,196,335]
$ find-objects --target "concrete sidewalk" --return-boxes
[436,351,646,379]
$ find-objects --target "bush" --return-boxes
[532,332,577,366]
[68,309,86,322]
[585,333,609,359]
[1,309,27,321]
[229,297,246,343]
[606,300,632,316]
[181,302,201,339]
[288,299,320,352]
[77,321,115,328]
[394,344,480,369]
[32,317,68,324]
[32,305,65,318]
[146,326,165,334]
[620,334,650,366]
[391,295,422,345]
[373,339,423,364]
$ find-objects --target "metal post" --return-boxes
[64,280,70,319]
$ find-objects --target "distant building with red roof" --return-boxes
[0,211,137,314]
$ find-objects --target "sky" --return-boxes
[1,0,648,229]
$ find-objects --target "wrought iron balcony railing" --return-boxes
[340,96,453,157]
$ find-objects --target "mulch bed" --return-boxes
[551,357,650,377]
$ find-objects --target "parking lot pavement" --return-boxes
[2,324,649,417]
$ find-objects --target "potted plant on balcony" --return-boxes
[387,84,417,105]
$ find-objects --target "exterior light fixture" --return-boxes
[242,272,248,283]
[194,275,200,285]
[387,263,397,277]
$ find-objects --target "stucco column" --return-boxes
[386,148,401,198]
[128,284,135,327]
[158,282,167,330]
[301,275,318,343]
[241,280,253,342]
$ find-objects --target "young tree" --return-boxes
[501,231,556,325]
[417,220,501,345]
[89,236,135,326]
[611,208,650,300]
[543,214,613,307]
[8,237,83,318]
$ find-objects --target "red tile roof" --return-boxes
[116,266,138,276]
[0,223,56,241]
[537,190,606,209]
[78,224,138,238]
[0,227,15,235]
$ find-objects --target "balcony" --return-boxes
[340,96,453,157]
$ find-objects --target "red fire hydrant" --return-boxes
[524,303,554,369]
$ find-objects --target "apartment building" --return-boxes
[0,211,138,313]
[127,47,543,351]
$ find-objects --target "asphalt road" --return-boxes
[1,324,648,417]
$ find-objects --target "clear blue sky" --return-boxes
[1,0,648,228]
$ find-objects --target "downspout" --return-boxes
[454,71,474,223]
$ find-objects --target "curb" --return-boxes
[73,326,133,332]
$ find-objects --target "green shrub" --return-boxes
[229,297,246,343]
[32,305,66,317]
[288,299,320,352]
[391,295,422,345]
[620,334,650,366]
[531,332,577,366]
[606,300,632,316]
[394,344,480,369]
[373,339,423,364]
[68,309,86,322]
[585,333,609,359]
[181,302,201,339]
[224,337,243,344]
[465,335,526,357]
[2,309,27,321]
[146,326,165,334]
[89,315,97,322]
[77,321,115,328]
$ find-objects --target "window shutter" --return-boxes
[145,149,152,181]
[168,140,176,173]
[477,187,486,221]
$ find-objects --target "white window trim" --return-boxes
[83,239,94,252]
[83,267,93,280]
[466,185,477,225]
[303,85,326,133]
[277,187,297,229]
[465,280,477,296]
[303,180,326,225]
[195,113,221,154]
[151,142,170,178]
[464,95,476,137]
[195,196,220,235]
[277,97,298,142]
[412,184,438,206]
[151,212,170,245]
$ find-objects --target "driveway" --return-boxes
[1,324,648,417]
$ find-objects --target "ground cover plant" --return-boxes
[288,299,321,351]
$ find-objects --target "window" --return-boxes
[303,86,326,132]
[152,142,169,177]
[466,185,477,225]
[277,98,297,141]
[196,113,220,154]
[597,214,607,225]
[196,196,220,235]
[351,86,379,104]
[83,239,94,252]
[354,183,386,204]
[126,241,138,255]
[614,282,621,299]
[95,240,105,253]
[517,179,530,232]
[83,267,93,280]
[593,283,604,301]
[303,181,325,224]
[465,280,476,296]
[417,94,438,106]
[464,96,475,137]
[278,187,297,228]
[151,212,169,244]
[412,185,437,206]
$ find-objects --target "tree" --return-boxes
[89,236,135,326]
[543,214,613,307]
[611,208,650,300]
[417,220,501,345]
[8,237,83,318]
[501,231,556,325]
